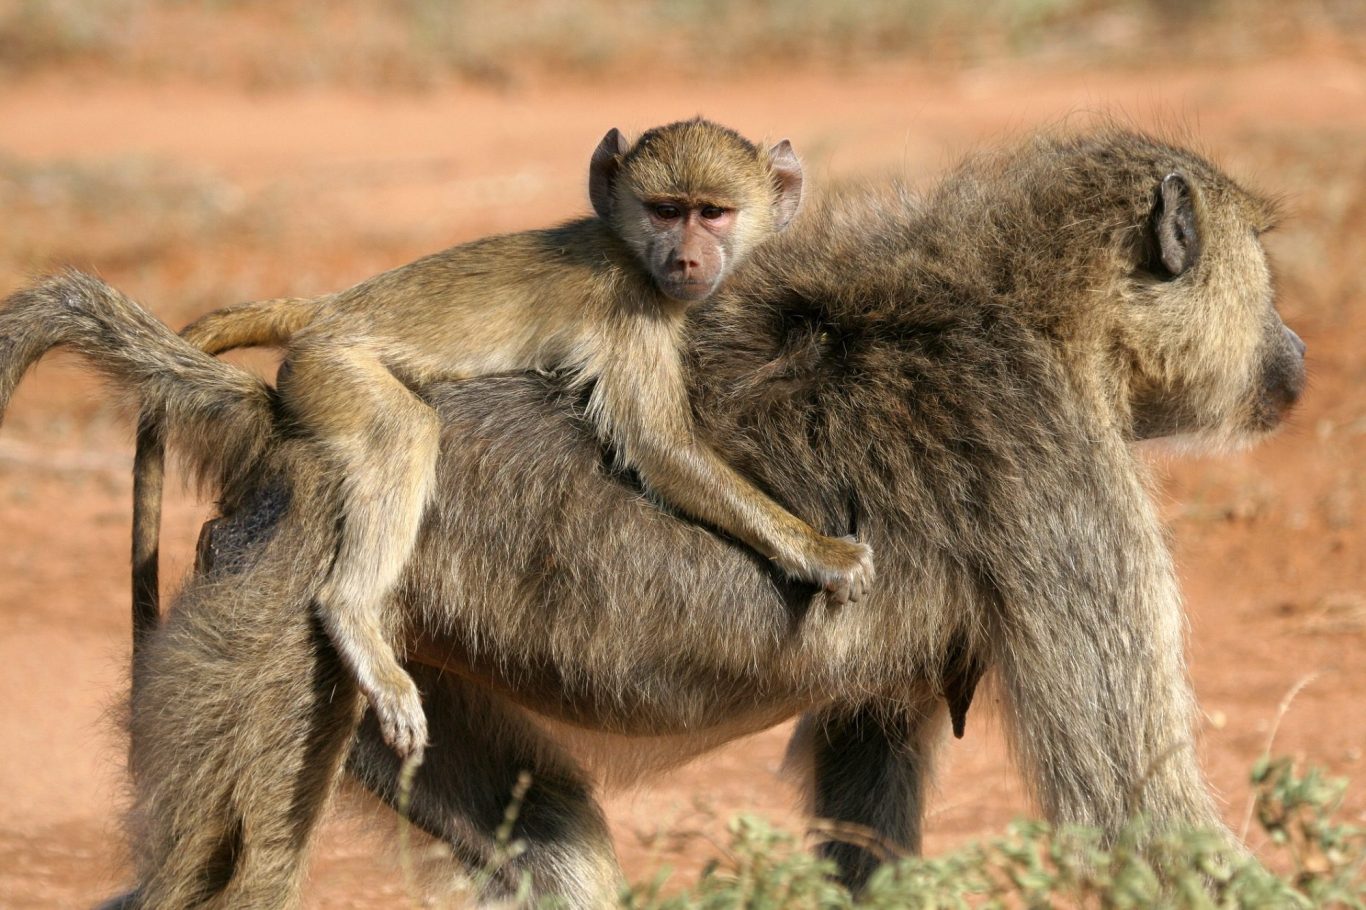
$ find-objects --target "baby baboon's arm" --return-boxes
[588,328,873,604]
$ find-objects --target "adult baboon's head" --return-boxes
[929,129,1307,450]
[1103,137,1305,447]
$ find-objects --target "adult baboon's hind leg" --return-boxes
[128,608,361,910]
[348,666,623,908]
[788,697,946,893]
[124,486,363,910]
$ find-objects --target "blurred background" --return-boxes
[1,2,1363,906]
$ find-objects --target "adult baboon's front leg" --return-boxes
[991,542,1225,839]
[789,698,945,892]
[348,666,623,908]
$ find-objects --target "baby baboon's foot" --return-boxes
[366,672,428,762]
[788,535,876,606]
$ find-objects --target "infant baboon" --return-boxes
[128,118,873,760]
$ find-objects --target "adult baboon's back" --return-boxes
[111,127,1304,908]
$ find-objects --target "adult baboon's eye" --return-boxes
[700,205,727,221]
[653,203,681,220]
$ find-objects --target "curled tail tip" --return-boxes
[46,268,113,299]
[3,268,106,310]
[0,271,92,420]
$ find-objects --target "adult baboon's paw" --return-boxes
[370,676,429,762]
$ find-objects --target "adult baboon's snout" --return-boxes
[1253,322,1307,430]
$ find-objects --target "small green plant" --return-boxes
[1252,755,1366,907]
[613,757,1365,909]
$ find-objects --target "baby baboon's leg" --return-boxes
[281,341,440,760]
[789,698,944,892]
[348,667,623,908]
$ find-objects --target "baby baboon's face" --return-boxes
[1123,171,1305,449]
[588,121,805,306]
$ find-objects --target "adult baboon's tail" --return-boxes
[0,270,276,482]
[0,270,279,640]
[129,293,318,649]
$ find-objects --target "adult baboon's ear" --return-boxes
[769,139,804,231]
[589,128,629,221]
[1152,172,1199,277]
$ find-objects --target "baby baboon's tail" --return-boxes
[180,295,321,356]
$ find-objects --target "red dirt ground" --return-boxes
[1,49,1363,907]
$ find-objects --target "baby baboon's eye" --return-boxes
[700,205,727,221]
[652,203,681,220]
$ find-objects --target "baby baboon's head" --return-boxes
[588,118,804,303]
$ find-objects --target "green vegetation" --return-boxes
[614,757,1363,909]
[394,757,1364,907]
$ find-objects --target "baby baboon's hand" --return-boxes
[793,535,875,606]
[367,674,428,763]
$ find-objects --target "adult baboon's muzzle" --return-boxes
[1251,325,1306,430]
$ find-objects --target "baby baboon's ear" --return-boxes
[1152,173,1199,277]
[589,128,630,221]
[768,140,804,231]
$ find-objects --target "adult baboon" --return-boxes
[4,127,1303,908]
